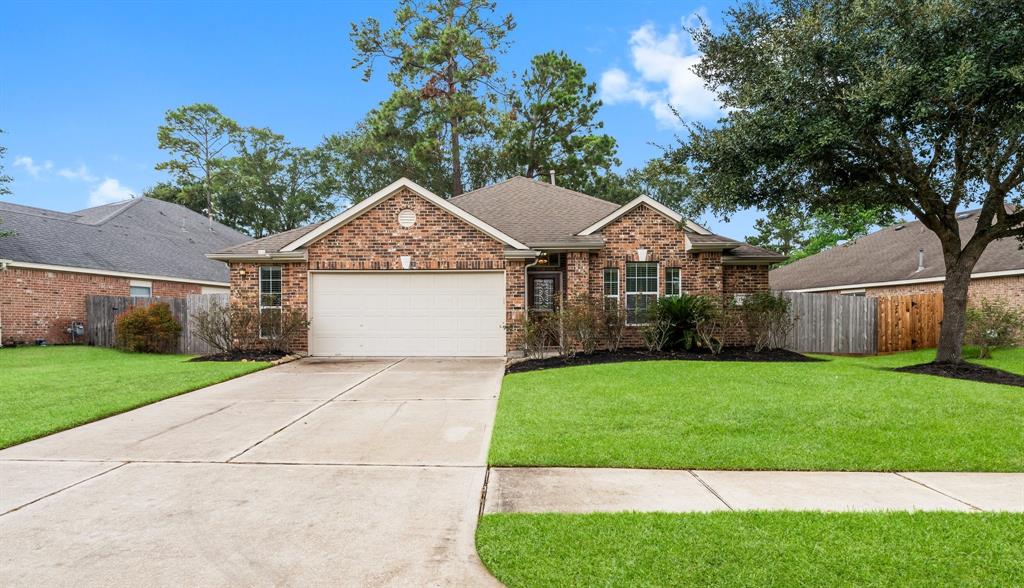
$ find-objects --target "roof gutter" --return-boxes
[721,257,786,265]
[206,251,308,263]
[0,260,229,287]
[524,241,604,251]
[779,268,1024,292]
[503,249,542,259]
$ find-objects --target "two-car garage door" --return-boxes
[309,272,506,357]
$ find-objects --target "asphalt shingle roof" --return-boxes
[769,209,1024,290]
[214,176,780,260]
[0,197,249,283]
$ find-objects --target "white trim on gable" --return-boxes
[280,177,530,252]
[577,195,711,236]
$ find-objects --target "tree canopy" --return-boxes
[666,0,1024,363]
[0,129,12,237]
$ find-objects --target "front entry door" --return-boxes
[528,272,562,347]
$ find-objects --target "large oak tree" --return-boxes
[672,0,1024,363]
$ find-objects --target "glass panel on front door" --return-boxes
[532,278,556,311]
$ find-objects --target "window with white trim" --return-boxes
[625,262,658,325]
[603,268,619,309]
[665,268,682,297]
[259,266,282,338]
[129,280,152,297]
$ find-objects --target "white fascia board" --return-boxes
[783,268,1024,293]
[578,195,711,236]
[4,260,229,287]
[205,252,308,262]
[280,177,530,252]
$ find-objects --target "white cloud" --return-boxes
[13,156,54,177]
[599,12,721,126]
[89,178,135,206]
[58,164,98,182]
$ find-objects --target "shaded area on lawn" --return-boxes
[477,511,1024,588]
[0,346,269,448]
[507,347,818,374]
[489,348,1024,471]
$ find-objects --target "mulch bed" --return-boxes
[894,362,1024,388]
[190,351,289,362]
[506,347,818,374]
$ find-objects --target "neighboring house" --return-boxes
[770,209,1024,307]
[0,197,248,345]
[210,176,783,357]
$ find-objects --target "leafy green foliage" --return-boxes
[478,512,1024,587]
[739,292,793,352]
[493,51,619,191]
[965,298,1024,359]
[149,104,341,236]
[114,303,182,353]
[650,294,717,351]
[669,0,1024,362]
[746,204,897,263]
[350,0,514,197]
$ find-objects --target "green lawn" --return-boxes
[476,511,1024,587]
[968,346,1024,375]
[0,346,269,448]
[490,348,1023,471]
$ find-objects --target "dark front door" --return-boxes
[528,272,562,348]
[528,273,561,313]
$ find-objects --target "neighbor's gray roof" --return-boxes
[0,197,249,283]
[770,209,1024,291]
[450,176,621,246]
[216,176,779,260]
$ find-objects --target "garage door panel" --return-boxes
[310,272,505,357]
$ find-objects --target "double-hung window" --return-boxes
[129,280,152,298]
[625,262,658,325]
[665,268,682,297]
[603,268,619,310]
[259,266,282,338]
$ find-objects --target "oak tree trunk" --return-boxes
[934,255,980,364]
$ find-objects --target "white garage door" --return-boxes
[309,272,506,357]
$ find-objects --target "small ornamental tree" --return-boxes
[965,298,1024,359]
[672,0,1024,364]
[115,303,181,353]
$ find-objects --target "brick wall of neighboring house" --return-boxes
[863,275,1024,308]
[0,266,203,345]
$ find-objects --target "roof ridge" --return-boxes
[83,197,141,225]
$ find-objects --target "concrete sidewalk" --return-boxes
[483,468,1024,514]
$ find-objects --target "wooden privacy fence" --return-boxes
[876,292,944,353]
[86,293,228,355]
[783,292,878,354]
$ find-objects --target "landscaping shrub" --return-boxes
[651,294,717,351]
[640,302,673,352]
[114,303,182,353]
[191,302,308,354]
[965,298,1024,359]
[602,300,627,352]
[562,296,602,355]
[740,292,794,352]
[695,298,738,355]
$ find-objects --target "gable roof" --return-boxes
[770,209,1024,291]
[0,197,248,283]
[280,177,528,252]
[578,194,712,236]
[213,176,780,262]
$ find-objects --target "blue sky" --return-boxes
[1,0,761,237]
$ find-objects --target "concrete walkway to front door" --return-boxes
[0,357,505,587]
[483,467,1024,514]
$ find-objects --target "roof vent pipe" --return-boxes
[916,248,925,272]
[549,170,556,186]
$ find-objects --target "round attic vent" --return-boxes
[398,209,417,228]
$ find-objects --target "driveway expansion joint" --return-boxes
[1,462,127,517]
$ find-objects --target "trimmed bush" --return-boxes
[965,298,1023,359]
[114,303,182,353]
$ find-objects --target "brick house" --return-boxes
[0,197,248,345]
[770,209,1024,307]
[210,177,783,357]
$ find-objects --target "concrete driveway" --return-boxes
[0,357,505,587]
